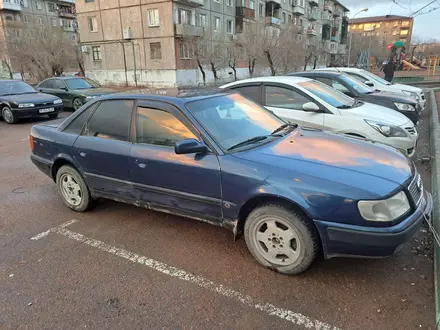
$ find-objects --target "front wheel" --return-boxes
[72,98,83,111]
[56,165,95,212]
[2,106,17,124]
[244,204,319,275]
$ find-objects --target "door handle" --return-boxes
[135,159,146,168]
[79,152,86,157]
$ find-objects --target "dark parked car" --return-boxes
[288,71,421,124]
[30,93,432,274]
[0,79,63,124]
[36,77,115,110]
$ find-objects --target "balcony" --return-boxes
[338,44,346,54]
[0,0,21,11]
[292,5,305,15]
[323,40,331,52]
[265,16,281,26]
[333,9,341,17]
[363,25,375,31]
[307,11,319,21]
[308,0,318,6]
[4,19,24,28]
[306,28,317,36]
[58,8,75,18]
[236,6,255,20]
[330,41,338,54]
[63,25,75,32]
[174,0,204,7]
[175,23,204,36]
[292,25,304,34]
[330,35,337,41]
[58,0,75,3]
[266,0,282,4]
[324,3,332,12]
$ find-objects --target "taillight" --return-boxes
[29,135,35,151]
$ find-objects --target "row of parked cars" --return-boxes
[26,68,431,275]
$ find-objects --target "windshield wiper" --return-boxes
[228,135,273,151]
[336,104,351,109]
[271,123,297,135]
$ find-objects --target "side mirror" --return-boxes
[60,87,68,91]
[364,80,374,87]
[302,102,321,112]
[175,139,209,155]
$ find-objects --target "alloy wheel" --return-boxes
[60,173,82,206]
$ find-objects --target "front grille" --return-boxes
[405,126,416,135]
[408,172,423,205]
[35,102,54,107]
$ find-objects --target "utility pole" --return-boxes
[347,8,368,67]
[131,40,137,87]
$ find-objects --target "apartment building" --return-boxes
[76,0,349,87]
[0,0,78,75]
[348,15,413,49]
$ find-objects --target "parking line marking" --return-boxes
[32,221,339,330]
[31,219,78,240]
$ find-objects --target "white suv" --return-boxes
[314,67,426,110]
[220,76,419,156]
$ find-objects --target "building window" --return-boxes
[259,3,264,17]
[213,0,220,3]
[37,16,44,25]
[180,43,191,59]
[282,12,286,23]
[400,29,408,36]
[61,19,72,28]
[288,14,291,22]
[72,34,77,42]
[88,16,98,32]
[148,9,160,27]
[51,18,57,26]
[214,16,220,31]
[92,46,101,61]
[401,21,409,27]
[226,0,232,6]
[392,30,398,35]
[249,0,255,9]
[24,15,30,23]
[226,19,233,34]
[400,38,407,43]
[150,42,162,59]
[196,13,207,27]
[22,0,28,7]
[48,3,56,12]
[177,8,191,25]
[85,0,94,3]
[35,1,42,10]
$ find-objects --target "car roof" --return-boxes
[220,76,312,88]
[0,79,24,83]
[43,76,83,80]
[314,67,364,73]
[289,71,343,78]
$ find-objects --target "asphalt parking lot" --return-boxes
[0,103,436,329]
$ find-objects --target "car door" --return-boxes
[263,84,324,129]
[72,99,136,202]
[40,79,70,105]
[129,100,222,221]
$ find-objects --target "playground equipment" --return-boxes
[427,55,439,76]
[402,60,421,70]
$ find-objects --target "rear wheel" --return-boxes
[244,204,319,275]
[56,165,95,212]
[73,98,83,111]
[2,106,17,124]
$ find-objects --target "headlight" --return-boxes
[85,96,96,100]
[402,90,419,100]
[394,102,415,111]
[53,99,63,104]
[18,103,35,108]
[358,191,410,222]
[365,120,407,137]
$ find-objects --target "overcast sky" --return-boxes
[343,0,439,42]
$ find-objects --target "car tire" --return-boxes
[56,165,95,212]
[2,106,17,124]
[73,98,83,111]
[244,204,319,275]
[48,113,59,119]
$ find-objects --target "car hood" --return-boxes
[233,128,413,193]
[392,83,422,94]
[369,91,418,105]
[2,92,59,103]
[341,101,410,125]
[72,87,116,96]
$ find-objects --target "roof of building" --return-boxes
[348,15,412,24]
[334,0,350,12]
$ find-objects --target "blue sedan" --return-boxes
[29,92,432,274]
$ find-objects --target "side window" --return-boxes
[63,104,97,134]
[44,80,55,89]
[53,80,66,90]
[348,73,368,84]
[265,85,311,110]
[84,100,134,141]
[230,85,260,102]
[315,77,333,86]
[136,107,196,147]
[331,80,350,93]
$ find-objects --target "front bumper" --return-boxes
[314,190,432,259]
[399,109,420,126]
[11,104,63,119]
[369,129,418,157]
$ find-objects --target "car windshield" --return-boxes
[298,80,354,109]
[362,70,392,86]
[185,94,286,151]
[0,81,36,96]
[339,74,374,94]
[65,78,100,90]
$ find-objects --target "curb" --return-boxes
[429,89,440,329]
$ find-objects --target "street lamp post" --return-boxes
[347,8,368,67]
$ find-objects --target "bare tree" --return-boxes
[0,43,13,79]
[226,42,242,81]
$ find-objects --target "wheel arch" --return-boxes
[51,155,84,182]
